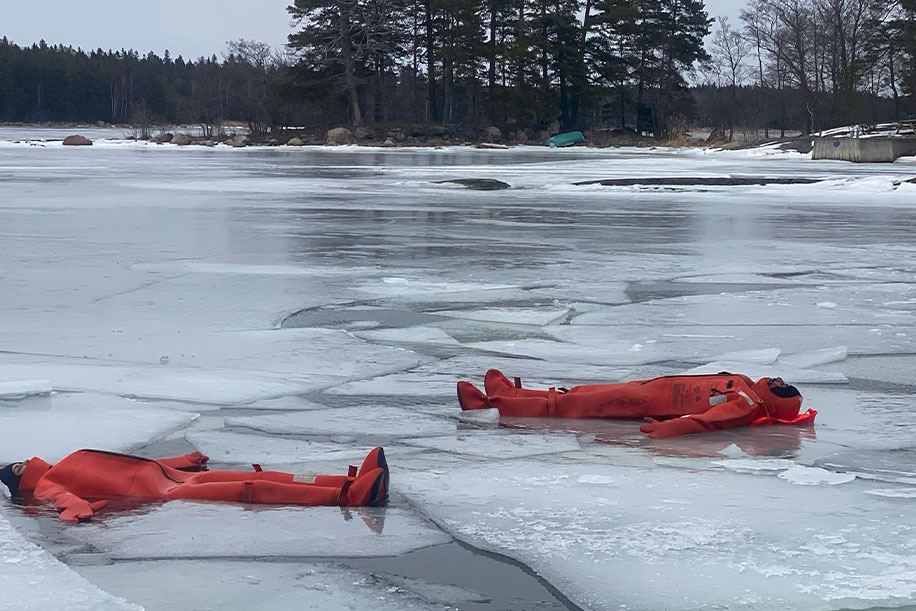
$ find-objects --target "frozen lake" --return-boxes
[2,129,916,611]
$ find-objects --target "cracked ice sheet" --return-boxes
[324,355,638,398]
[0,327,429,403]
[350,277,518,298]
[680,361,847,383]
[544,321,914,366]
[417,355,636,387]
[433,307,570,326]
[0,510,141,611]
[225,406,457,439]
[68,502,450,559]
[0,357,308,404]
[186,431,380,467]
[402,456,916,611]
[0,393,196,463]
[75,560,455,611]
[401,430,581,459]
[0,327,428,379]
[185,431,426,473]
[573,283,916,328]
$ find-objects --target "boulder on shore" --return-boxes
[706,127,729,145]
[327,127,355,145]
[437,178,511,191]
[171,134,191,146]
[287,137,305,146]
[152,133,174,144]
[62,134,92,146]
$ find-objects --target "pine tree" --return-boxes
[288,0,409,126]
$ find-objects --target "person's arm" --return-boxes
[37,483,108,523]
[156,451,209,471]
[639,393,763,439]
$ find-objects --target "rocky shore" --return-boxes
[4,121,814,153]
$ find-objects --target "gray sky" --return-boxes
[1,0,749,60]
[0,0,294,60]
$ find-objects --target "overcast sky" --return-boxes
[1,0,749,60]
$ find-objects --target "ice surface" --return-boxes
[402,458,916,610]
[778,465,857,485]
[4,131,916,610]
[0,358,307,404]
[69,502,450,559]
[185,431,383,466]
[0,393,197,463]
[75,560,456,611]
[401,430,582,458]
[434,306,570,326]
[0,379,51,398]
[680,361,848,383]
[0,510,141,611]
[778,346,848,368]
[226,407,457,438]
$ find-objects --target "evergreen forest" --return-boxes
[1,0,915,140]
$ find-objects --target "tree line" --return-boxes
[0,37,293,136]
[700,0,916,137]
[1,1,914,140]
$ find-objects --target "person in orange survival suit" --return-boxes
[457,369,816,438]
[0,447,388,523]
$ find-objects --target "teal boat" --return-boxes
[546,131,585,147]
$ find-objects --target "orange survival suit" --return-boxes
[13,448,388,523]
[458,369,816,438]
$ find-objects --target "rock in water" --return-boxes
[62,135,92,146]
[438,178,510,191]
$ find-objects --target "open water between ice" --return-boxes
[2,128,916,610]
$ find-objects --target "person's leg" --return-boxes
[167,480,342,505]
[168,467,387,507]
[483,381,655,419]
[185,447,388,495]
[155,452,209,471]
[483,368,624,399]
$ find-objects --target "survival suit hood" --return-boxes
[0,463,21,497]
[16,457,52,496]
[752,378,803,420]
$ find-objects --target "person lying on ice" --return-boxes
[457,369,816,439]
[0,447,388,523]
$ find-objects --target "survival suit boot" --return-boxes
[483,369,555,399]
[457,381,491,410]
[342,467,387,507]
[358,446,389,498]
[484,368,517,396]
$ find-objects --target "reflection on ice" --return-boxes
[68,503,449,559]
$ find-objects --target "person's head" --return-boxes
[0,461,27,498]
[752,377,803,419]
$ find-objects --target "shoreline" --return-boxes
[0,121,815,153]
